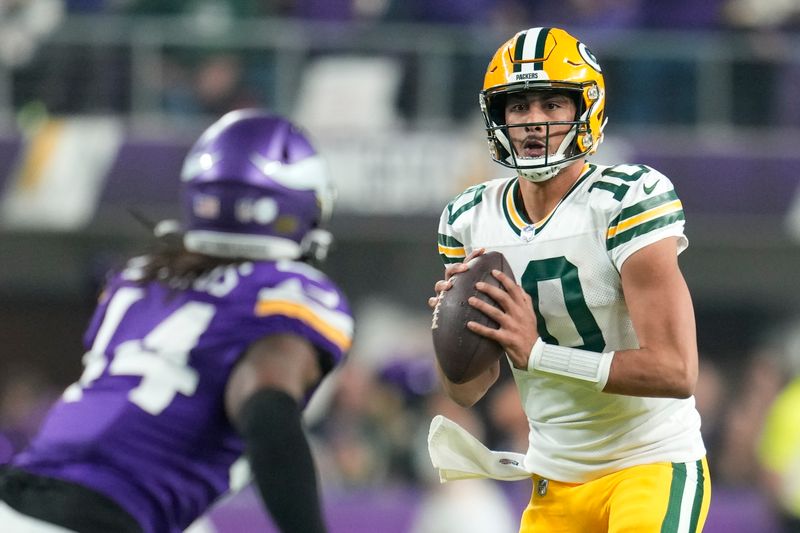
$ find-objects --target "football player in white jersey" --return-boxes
[428,27,711,532]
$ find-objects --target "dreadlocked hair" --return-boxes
[136,246,248,289]
[126,218,248,289]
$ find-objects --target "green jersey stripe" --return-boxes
[502,179,523,236]
[616,190,680,224]
[688,460,705,532]
[511,180,532,225]
[660,462,687,532]
[607,211,685,250]
[437,233,464,247]
[439,254,463,265]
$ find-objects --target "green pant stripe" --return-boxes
[688,460,705,532]
[661,462,686,533]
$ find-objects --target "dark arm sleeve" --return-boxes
[236,388,327,533]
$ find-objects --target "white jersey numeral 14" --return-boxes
[64,287,216,415]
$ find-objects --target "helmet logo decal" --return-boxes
[577,42,602,73]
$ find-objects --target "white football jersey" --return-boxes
[437,162,706,483]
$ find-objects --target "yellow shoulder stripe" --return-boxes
[607,200,683,239]
[254,300,352,352]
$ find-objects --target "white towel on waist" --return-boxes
[427,414,532,483]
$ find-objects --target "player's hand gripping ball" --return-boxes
[431,251,516,384]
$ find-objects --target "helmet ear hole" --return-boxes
[569,93,584,119]
[487,94,507,125]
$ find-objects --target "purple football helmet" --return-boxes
[178,109,334,261]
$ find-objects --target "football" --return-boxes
[431,251,516,384]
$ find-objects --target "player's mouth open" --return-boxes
[521,138,546,157]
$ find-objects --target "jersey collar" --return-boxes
[502,163,596,237]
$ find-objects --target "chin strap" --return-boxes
[500,121,582,183]
[516,159,571,183]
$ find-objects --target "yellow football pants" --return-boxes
[519,458,711,533]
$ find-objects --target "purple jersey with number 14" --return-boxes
[12,258,354,533]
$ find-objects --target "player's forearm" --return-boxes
[436,360,499,407]
[525,339,696,399]
[603,345,697,398]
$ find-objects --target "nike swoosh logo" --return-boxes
[643,180,660,195]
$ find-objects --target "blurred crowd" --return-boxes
[1,0,800,127]
[34,0,800,27]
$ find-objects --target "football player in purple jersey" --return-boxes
[0,110,354,533]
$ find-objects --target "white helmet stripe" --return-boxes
[525,28,545,69]
[512,28,552,82]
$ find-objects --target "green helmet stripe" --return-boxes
[513,32,527,72]
[533,27,551,71]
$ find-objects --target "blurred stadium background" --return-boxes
[1,1,800,532]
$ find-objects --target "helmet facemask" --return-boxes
[481,84,595,183]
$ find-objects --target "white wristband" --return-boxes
[528,338,614,391]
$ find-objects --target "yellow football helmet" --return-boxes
[480,27,606,182]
